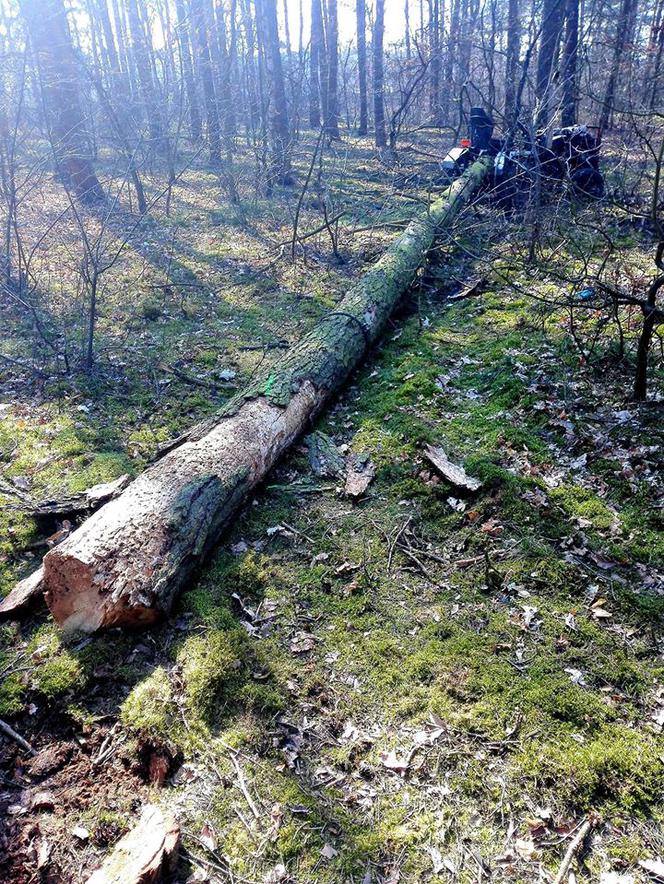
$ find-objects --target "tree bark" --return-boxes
[373,0,387,147]
[38,160,491,633]
[20,0,104,203]
[324,0,340,137]
[356,0,368,134]
[535,0,565,128]
[259,0,293,183]
[560,0,579,126]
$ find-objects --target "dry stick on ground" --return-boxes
[228,751,261,820]
[552,817,596,884]
[0,717,35,754]
[24,160,491,633]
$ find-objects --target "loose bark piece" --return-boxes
[1,474,130,518]
[306,431,345,478]
[344,454,376,498]
[424,444,483,492]
[33,474,130,518]
[36,160,491,633]
[0,567,44,618]
[86,804,179,884]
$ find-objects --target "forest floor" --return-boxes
[1,135,663,883]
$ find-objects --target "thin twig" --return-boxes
[228,751,260,819]
[0,717,35,755]
[552,817,595,884]
[387,517,412,574]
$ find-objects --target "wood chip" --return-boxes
[424,444,482,492]
[86,804,179,884]
[344,454,375,498]
[0,567,44,618]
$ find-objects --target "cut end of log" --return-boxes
[85,804,179,884]
[43,550,160,634]
[0,567,45,619]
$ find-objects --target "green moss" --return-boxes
[34,653,83,700]
[140,297,162,320]
[120,667,178,737]
[0,672,25,716]
[177,629,245,720]
[550,484,616,530]
[27,627,84,700]
[518,724,663,812]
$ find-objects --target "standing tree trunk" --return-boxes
[646,0,664,110]
[560,0,579,126]
[39,160,491,634]
[429,0,442,123]
[20,0,104,203]
[599,0,636,130]
[259,0,293,183]
[442,0,460,122]
[190,0,221,163]
[175,0,203,141]
[356,0,368,135]
[504,0,520,127]
[324,0,340,137]
[92,0,122,90]
[405,0,412,58]
[309,0,324,127]
[373,0,387,147]
[535,0,565,128]
[125,0,164,149]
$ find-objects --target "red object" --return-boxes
[460,138,471,148]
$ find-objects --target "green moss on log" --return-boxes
[222,160,491,414]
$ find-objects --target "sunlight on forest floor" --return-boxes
[1,140,663,882]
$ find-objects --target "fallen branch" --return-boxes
[552,817,596,884]
[0,567,44,618]
[159,363,237,391]
[0,474,130,519]
[30,160,491,633]
[0,717,35,755]
[228,751,260,820]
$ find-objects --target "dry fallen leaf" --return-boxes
[200,822,216,851]
[71,825,90,843]
[565,667,587,686]
[481,518,504,537]
[380,749,410,775]
[36,839,52,870]
[290,632,316,654]
[514,837,537,860]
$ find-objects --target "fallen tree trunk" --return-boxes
[37,160,490,632]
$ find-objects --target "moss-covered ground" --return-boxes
[1,137,663,882]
